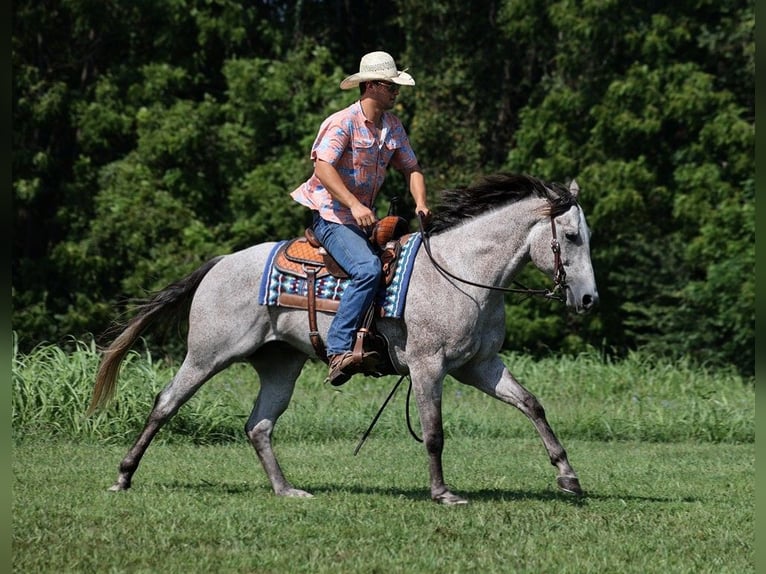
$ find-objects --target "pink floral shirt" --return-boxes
[291,100,419,224]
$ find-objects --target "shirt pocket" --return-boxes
[384,136,403,151]
[352,135,376,169]
[378,137,401,166]
[354,134,375,151]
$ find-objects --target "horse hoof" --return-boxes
[433,491,469,505]
[557,476,584,496]
[279,488,314,498]
[108,482,129,492]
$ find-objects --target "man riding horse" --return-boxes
[290,51,431,386]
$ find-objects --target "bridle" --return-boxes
[416,211,568,303]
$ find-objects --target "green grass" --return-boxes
[12,339,755,572]
[12,339,755,445]
[13,439,753,573]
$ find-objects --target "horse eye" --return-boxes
[565,231,579,241]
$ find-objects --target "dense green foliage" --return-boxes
[12,339,754,444]
[13,1,754,375]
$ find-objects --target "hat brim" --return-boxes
[340,70,415,90]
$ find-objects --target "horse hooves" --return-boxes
[108,482,130,492]
[433,491,469,505]
[278,488,314,498]
[557,476,584,496]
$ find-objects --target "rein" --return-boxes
[354,374,422,456]
[416,211,568,303]
[354,209,570,456]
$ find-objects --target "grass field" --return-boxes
[13,439,753,573]
[12,341,755,572]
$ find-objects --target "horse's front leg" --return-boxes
[410,369,469,505]
[454,357,583,496]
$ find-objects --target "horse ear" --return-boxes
[568,179,580,199]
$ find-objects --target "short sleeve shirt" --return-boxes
[290,100,419,224]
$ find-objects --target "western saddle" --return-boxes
[271,215,411,376]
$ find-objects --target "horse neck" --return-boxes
[428,199,544,289]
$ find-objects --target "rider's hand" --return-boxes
[351,203,377,229]
[416,205,432,226]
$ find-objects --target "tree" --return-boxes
[504,1,754,373]
[12,0,754,375]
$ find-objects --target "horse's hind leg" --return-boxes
[245,343,310,497]
[110,357,219,491]
[454,357,583,496]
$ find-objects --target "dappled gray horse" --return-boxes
[89,173,598,505]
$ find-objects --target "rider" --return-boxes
[291,51,431,386]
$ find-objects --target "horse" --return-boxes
[88,173,599,505]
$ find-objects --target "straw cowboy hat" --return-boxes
[340,51,415,90]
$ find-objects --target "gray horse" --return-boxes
[89,173,598,505]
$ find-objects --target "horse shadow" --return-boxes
[156,480,700,506]
[302,484,700,505]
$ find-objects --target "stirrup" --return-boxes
[326,351,380,386]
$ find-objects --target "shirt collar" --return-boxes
[354,100,388,129]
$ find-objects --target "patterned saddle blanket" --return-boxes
[258,233,422,318]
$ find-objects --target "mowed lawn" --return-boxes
[13,437,753,573]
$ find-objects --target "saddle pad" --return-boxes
[259,233,422,318]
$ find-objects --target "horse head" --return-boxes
[528,179,599,313]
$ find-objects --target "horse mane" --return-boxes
[426,173,576,234]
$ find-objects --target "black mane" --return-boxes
[426,173,576,234]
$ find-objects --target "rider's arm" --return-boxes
[315,159,376,228]
[404,166,430,218]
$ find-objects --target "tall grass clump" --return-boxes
[12,336,754,445]
[12,335,251,444]
[443,351,754,443]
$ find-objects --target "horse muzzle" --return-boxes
[570,290,599,314]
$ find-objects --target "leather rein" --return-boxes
[354,210,570,456]
[416,211,568,303]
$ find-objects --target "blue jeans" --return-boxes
[311,213,382,356]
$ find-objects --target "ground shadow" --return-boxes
[152,479,701,505]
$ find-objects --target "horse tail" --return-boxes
[87,256,225,415]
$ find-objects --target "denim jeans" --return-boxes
[311,213,382,356]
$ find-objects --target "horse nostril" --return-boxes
[582,293,600,310]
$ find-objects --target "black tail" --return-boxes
[87,256,224,414]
